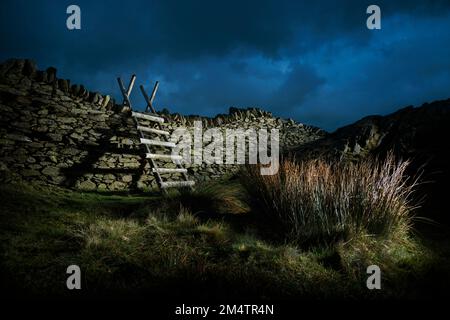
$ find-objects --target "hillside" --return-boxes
[291,99,450,226]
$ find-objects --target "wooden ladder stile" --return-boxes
[117,75,195,194]
[139,83,194,191]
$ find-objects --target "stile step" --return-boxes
[132,111,164,123]
[153,168,187,174]
[146,153,182,161]
[136,125,170,136]
[160,181,195,188]
[140,138,175,148]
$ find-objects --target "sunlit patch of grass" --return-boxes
[176,207,200,228]
[167,180,250,216]
[77,218,145,248]
[196,222,230,245]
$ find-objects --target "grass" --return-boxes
[241,155,417,246]
[0,178,449,300]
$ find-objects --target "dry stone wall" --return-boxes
[0,59,326,191]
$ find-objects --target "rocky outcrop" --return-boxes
[0,59,324,191]
[292,98,450,161]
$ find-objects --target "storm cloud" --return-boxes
[1,0,449,130]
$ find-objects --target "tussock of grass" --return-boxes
[241,155,418,245]
[78,218,145,248]
[168,180,250,216]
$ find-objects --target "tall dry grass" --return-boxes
[241,155,418,245]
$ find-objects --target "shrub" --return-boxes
[241,155,418,245]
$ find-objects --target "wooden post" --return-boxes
[127,74,136,97]
[140,81,159,113]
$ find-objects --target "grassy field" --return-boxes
[1,174,449,301]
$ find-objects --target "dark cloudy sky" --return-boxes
[1,0,449,131]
